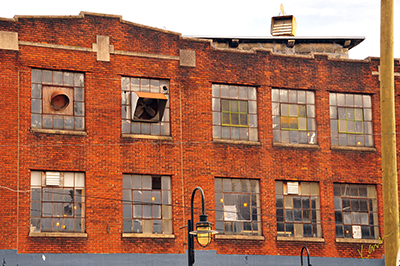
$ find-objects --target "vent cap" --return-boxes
[271,15,297,36]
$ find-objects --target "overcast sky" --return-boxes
[1,0,399,60]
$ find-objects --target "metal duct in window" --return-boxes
[45,172,61,186]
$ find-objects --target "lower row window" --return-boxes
[334,183,379,239]
[30,171,85,233]
[276,181,322,238]
[214,178,261,236]
[30,171,379,240]
[123,174,172,234]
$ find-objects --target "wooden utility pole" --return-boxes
[381,0,399,265]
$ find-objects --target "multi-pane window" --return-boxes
[334,183,379,239]
[123,175,172,234]
[221,99,248,127]
[330,93,373,147]
[275,181,321,238]
[121,77,170,135]
[31,69,85,131]
[214,178,261,236]
[212,84,258,141]
[30,171,85,233]
[272,89,316,144]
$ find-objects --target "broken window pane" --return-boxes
[335,183,379,239]
[123,175,172,234]
[30,171,85,233]
[215,178,260,235]
[213,84,256,140]
[330,93,373,147]
[273,89,316,144]
[276,181,321,238]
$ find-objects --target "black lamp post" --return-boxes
[300,246,312,266]
[188,187,218,266]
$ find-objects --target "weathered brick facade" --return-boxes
[0,11,399,264]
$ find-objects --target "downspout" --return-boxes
[17,70,20,251]
[179,83,186,234]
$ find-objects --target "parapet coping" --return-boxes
[2,12,396,64]
[0,11,182,37]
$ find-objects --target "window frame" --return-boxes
[122,174,173,235]
[214,178,261,236]
[275,181,322,238]
[330,92,373,147]
[121,77,170,136]
[31,69,85,131]
[212,84,258,141]
[272,89,317,145]
[30,171,85,235]
[334,183,379,240]
[221,99,249,127]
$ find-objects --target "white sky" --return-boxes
[1,0,399,60]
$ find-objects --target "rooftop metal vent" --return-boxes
[271,15,297,37]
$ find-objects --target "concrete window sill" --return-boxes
[29,232,87,237]
[31,128,87,136]
[273,143,319,149]
[331,146,377,152]
[213,139,261,146]
[122,134,173,141]
[215,235,265,241]
[122,233,175,239]
[336,238,381,244]
[277,236,325,242]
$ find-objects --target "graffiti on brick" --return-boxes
[357,233,392,260]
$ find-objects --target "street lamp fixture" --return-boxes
[300,246,312,266]
[188,187,218,266]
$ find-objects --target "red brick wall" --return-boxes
[0,13,396,259]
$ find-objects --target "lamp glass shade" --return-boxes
[195,224,212,247]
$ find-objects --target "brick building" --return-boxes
[0,11,398,265]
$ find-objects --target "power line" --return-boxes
[1,186,384,228]
[0,131,396,148]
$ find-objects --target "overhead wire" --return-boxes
[3,186,385,229]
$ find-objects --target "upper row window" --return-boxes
[31,70,374,148]
[330,93,373,147]
[121,77,170,136]
[31,69,85,131]
[272,89,316,145]
[212,84,258,141]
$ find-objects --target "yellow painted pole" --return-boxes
[381,0,399,265]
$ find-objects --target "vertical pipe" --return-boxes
[188,219,194,266]
[380,0,399,265]
[17,70,20,251]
